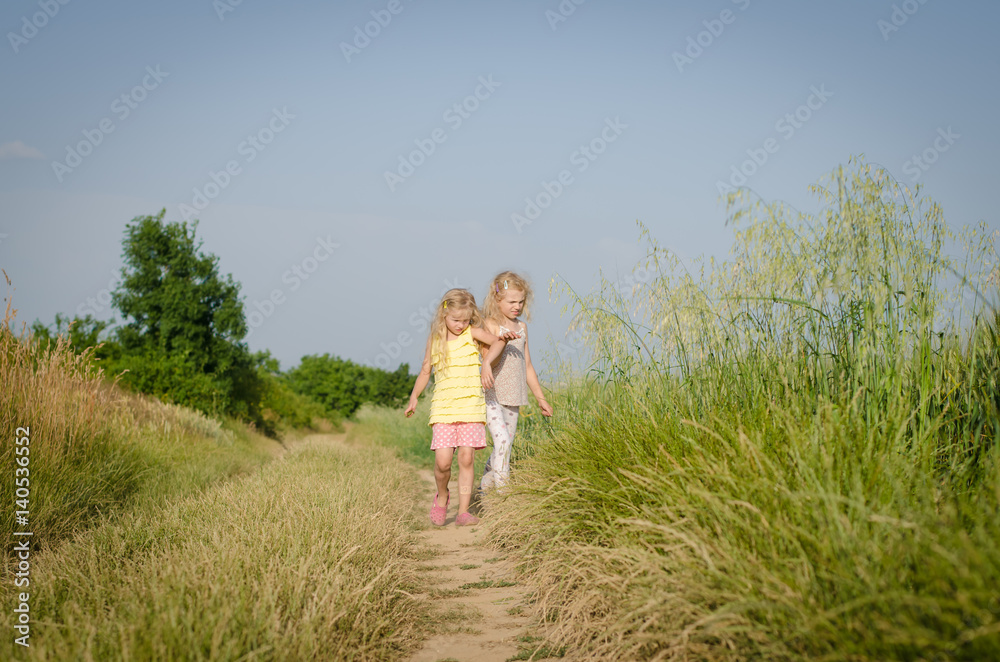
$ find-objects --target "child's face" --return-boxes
[445,310,472,337]
[498,289,525,320]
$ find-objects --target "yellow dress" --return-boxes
[429,326,486,425]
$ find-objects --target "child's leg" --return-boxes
[434,447,454,501]
[484,392,501,476]
[456,446,475,513]
[494,405,520,486]
[485,393,511,486]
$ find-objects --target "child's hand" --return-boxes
[404,396,417,417]
[539,399,553,417]
[481,364,495,390]
[500,330,518,341]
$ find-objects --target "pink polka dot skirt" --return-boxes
[430,422,487,450]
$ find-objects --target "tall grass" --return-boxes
[1,438,426,660]
[1,286,279,551]
[486,160,1000,660]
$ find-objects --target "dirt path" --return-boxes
[407,468,533,662]
[308,430,535,660]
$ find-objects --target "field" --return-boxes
[3,161,999,661]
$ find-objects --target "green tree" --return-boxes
[251,350,342,431]
[286,354,414,417]
[110,210,261,420]
[113,210,245,360]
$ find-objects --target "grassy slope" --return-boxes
[1,318,283,551]
[2,312,429,660]
[3,437,425,661]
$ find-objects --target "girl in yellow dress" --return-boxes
[404,288,513,526]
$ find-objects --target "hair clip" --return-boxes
[495,283,500,293]
[443,301,448,309]
[503,280,508,289]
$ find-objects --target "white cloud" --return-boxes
[0,141,45,160]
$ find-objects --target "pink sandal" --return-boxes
[429,492,449,526]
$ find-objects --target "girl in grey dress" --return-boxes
[479,271,553,490]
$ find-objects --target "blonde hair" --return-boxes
[429,288,483,370]
[482,271,533,325]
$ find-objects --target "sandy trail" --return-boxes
[407,468,532,662]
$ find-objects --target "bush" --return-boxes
[287,353,414,418]
[257,364,343,433]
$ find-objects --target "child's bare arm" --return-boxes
[471,327,508,389]
[405,338,433,417]
[482,320,517,364]
[523,327,553,416]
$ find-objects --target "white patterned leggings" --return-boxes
[483,390,520,487]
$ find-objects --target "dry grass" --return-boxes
[1,280,279,550]
[1,275,430,659]
[1,438,427,660]
[2,281,144,547]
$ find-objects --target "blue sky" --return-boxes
[1,0,997,373]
